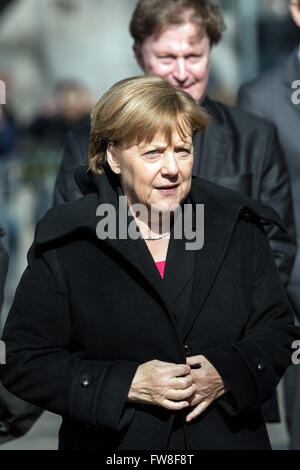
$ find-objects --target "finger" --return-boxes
[161,399,191,411]
[185,400,209,422]
[169,375,193,390]
[186,355,203,367]
[171,364,191,377]
[166,384,197,401]
[186,392,202,407]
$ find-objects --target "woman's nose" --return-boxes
[161,152,179,176]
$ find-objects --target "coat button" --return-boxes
[243,209,251,219]
[80,375,92,388]
[257,362,265,371]
[243,209,252,219]
[184,345,193,356]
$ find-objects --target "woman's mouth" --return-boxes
[155,184,179,194]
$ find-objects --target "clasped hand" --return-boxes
[128,355,228,422]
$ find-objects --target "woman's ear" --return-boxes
[107,143,121,174]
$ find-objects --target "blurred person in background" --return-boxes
[0,224,9,442]
[0,225,42,445]
[53,0,296,427]
[238,0,300,450]
[0,72,17,160]
[0,72,19,283]
[0,226,8,320]
[27,81,94,147]
[0,72,43,448]
[0,105,16,160]
[22,81,94,223]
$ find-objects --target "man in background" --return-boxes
[238,0,300,449]
[53,0,296,427]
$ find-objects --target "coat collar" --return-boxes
[36,166,285,345]
[37,165,285,246]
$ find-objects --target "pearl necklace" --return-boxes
[143,231,170,240]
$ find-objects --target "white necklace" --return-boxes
[143,231,170,240]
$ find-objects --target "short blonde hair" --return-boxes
[89,75,210,174]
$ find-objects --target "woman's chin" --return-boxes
[151,200,181,214]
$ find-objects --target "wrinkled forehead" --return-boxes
[121,123,193,151]
[141,21,209,52]
[138,129,193,147]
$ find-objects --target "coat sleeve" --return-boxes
[0,233,140,431]
[203,218,300,416]
[238,86,297,289]
[52,130,87,206]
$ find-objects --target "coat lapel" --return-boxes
[96,179,186,350]
[181,181,245,340]
[180,177,286,340]
[163,234,195,307]
[37,167,285,351]
[105,234,169,308]
[102,219,187,356]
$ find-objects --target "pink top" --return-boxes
[155,261,166,279]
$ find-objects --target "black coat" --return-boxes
[53,98,297,423]
[1,168,298,450]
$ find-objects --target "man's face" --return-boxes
[135,22,211,104]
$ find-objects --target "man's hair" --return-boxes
[89,75,210,174]
[130,0,226,47]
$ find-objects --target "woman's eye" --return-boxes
[145,150,161,158]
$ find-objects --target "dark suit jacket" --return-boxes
[238,49,300,320]
[1,168,299,449]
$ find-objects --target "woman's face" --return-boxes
[107,129,194,214]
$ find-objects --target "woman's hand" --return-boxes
[127,360,197,410]
[185,355,229,422]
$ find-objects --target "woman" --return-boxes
[0,76,298,450]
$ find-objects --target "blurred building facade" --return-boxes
[0,0,140,123]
